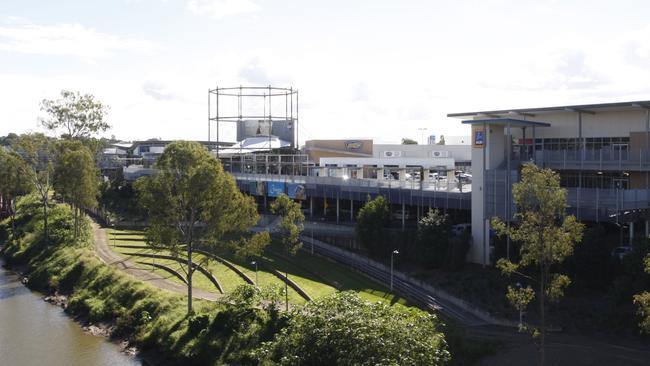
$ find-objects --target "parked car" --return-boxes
[612,246,632,261]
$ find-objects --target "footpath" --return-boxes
[91,222,219,301]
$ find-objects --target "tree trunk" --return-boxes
[43,196,49,242]
[187,240,193,314]
[10,199,16,239]
[540,266,546,366]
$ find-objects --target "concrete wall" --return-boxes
[470,124,505,265]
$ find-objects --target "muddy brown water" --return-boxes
[0,258,142,366]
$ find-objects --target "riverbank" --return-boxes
[0,198,285,365]
[0,255,142,366]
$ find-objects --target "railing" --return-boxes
[528,148,650,170]
[231,173,471,193]
[486,169,650,222]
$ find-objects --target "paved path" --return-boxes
[91,222,219,301]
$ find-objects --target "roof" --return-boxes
[448,100,650,118]
[461,118,551,127]
[217,136,291,155]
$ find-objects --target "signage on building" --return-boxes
[267,181,285,197]
[287,183,305,200]
[344,140,363,150]
[473,126,485,148]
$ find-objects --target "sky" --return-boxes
[2,0,650,144]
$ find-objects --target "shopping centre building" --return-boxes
[448,101,650,264]
[103,91,650,265]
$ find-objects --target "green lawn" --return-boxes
[109,229,306,303]
[108,229,410,307]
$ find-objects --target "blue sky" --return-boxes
[2,0,650,143]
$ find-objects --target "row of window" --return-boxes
[514,137,630,151]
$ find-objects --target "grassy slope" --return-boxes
[110,229,409,307]
[0,199,281,365]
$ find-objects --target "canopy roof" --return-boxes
[461,118,550,127]
[448,100,650,119]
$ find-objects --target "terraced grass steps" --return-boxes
[193,248,255,286]
[259,261,313,302]
[123,252,224,294]
[136,261,187,284]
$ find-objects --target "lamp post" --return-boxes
[251,260,258,286]
[390,249,399,291]
[516,282,523,332]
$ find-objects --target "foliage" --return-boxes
[506,285,536,313]
[0,199,281,365]
[633,253,650,333]
[53,140,98,239]
[40,90,110,139]
[492,163,584,365]
[270,194,304,255]
[11,133,54,241]
[356,195,391,256]
[135,141,264,313]
[256,291,449,366]
[416,209,451,269]
[0,149,31,237]
[401,138,418,145]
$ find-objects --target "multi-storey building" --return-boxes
[448,101,650,265]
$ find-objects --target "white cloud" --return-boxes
[186,0,261,19]
[0,19,159,60]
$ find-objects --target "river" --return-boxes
[0,258,142,366]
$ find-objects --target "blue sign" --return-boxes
[474,130,484,146]
[267,181,285,197]
[287,183,306,200]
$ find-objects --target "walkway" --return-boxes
[91,222,219,301]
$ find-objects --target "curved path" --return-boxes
[91,222,219,301]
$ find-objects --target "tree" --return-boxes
[492,163,584,366]
[437,135,446,145]
[356,195,390,257]
[0,149,30,237]
[416,209,451,269]
[257,291,449,366]
[40,90,110,139]
[53,141,99,239]
[12,133,53,242]
[135,141,266,314]
[270,193,305,311]
[401,138,418,145]
[633,254,650,333]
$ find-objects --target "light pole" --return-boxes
[390,249,399,291]
[251,260,258,286]
[418,127,428,145]
[516,282,523,332]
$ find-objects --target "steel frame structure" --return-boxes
[208,86,299,156]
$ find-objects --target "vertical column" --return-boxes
[401,201,406,231]
[645,220,649,239]
[376,168,384,180]
[350,198,354,221]
[309,196,314,219]
[630,222,635,246]
[399,168,406,182]
[336,194,340,224]
[506,122,511,260]
[578,112,583,220]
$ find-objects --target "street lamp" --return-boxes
[516,282,523,332]
[251,260,258,286]
[418,127,428,145]
[390,249,399,291]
